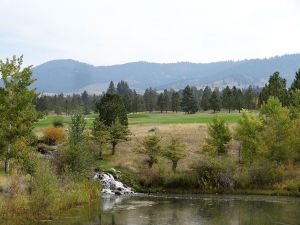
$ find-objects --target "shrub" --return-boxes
[234,167,251,189]
[164,172,199,189]
[52,118,64,127]
[248,160,283,187]
[192,156,235,191]
[43,127,65,145]
[138,167,164,187]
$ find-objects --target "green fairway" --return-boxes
[34,112,249,128]
[34,114,97,128]
[128,112,244,124]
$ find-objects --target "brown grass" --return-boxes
[103,123,240,172]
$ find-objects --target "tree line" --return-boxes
[35,68,300,115]
[34,81,263,114]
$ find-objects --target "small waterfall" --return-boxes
[93,171,134,195]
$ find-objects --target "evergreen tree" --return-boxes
[137,134,161,168]
[235,88,244,113]
[81,90,89,114]
[0,56,39,173]
[290,69,300,91]
[181,85,198,114]
[157,93,164,113]
[143,88,157,112]
[132,90,139,113]
[222,86,233,113]
[117,80,133,112]
[171,91,180,113]
[200,86,211,111]
[209,88,221,112]
[259,72,288,106]
[244,86,256,110]
[107,81,116,94]
[96,93,128,127]
[163,89,170,113]
[203,116,231,155]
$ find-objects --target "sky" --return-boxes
[0,0,300,67]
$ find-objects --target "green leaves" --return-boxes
[204,116,231,155]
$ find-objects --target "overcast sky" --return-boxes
[0,0,300,66]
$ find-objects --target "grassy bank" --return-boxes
[0,166,100,224]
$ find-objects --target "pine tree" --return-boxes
[209,89,221,112]
[171,91,180,113]
[157,93,164,113]
[200,86,211,111]
[107,81,116,94]
[222,86,233,113]
[290,69,300,91]
[96,93,128,127]
[259,72,288,106]
[203,116,231,155]
[143,88,157,112]
[137,134,161,168]
[117,80,133,112]
[163,89,170,113]
[244,86,256,110]
[181,85,198,114]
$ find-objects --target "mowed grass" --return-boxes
[34,114,96,128]
[34,111,253,128]
[128,112,244,124]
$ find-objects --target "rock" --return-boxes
[148,127,159,132]
[93,170,134,195]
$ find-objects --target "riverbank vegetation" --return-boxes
[0,57,100,223]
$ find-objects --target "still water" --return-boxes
[45,194,300,225]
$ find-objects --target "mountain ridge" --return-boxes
[31,54,300,93]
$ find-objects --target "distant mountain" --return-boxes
[31,54,300,94]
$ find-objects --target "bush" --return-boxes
[192,156,235,191]
[138,167,164,187]
[43,127,65,145]
[234,167,251,189]
[248,160,283,187]
[52,118,64,127]
[164,172,199,189]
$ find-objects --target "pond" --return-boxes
[44,194,300,225]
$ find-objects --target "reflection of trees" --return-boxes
[91,197,300,225]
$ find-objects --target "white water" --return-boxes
[93,171,134,195]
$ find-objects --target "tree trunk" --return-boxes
[172,161,178,173]
[148,161,154,168]
[5,123,11,174]
[5,142,10,174]
[112,143,116,155]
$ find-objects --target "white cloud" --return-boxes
[0,0,299,66]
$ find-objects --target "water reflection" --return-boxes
[44,194,300,225]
